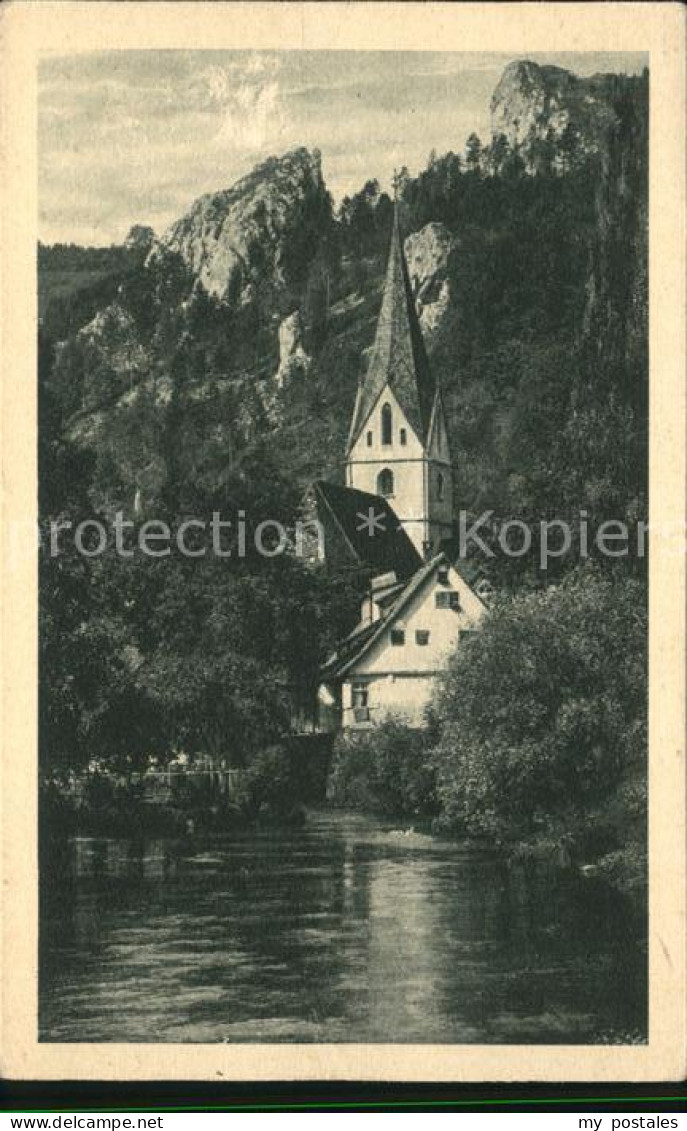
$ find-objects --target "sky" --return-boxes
[38,50,648,246]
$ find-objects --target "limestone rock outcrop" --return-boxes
[404,222,456,339]
[274,310,311,389]
[154,148,327,307]
[490,60,622,171]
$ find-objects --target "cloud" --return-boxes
[37,49,648,245]
[213,78,285,151]
[184,55,288,153]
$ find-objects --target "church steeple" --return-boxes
[345,202,454,558]
[347,202,436,454]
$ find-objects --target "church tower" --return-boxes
[345,203,453,557]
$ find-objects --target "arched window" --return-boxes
[399,428,407,446]
[381,403,393,445]
[377,468,394,498]
[436,472,445,501]
[366,430,373,447]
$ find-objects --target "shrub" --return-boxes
[235,744,300,818]
[327,721,437,818]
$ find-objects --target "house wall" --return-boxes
[341,672,436,727]
[340,564,485,728]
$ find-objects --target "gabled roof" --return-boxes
[311,480,422,579]
[321,551,490,682]
[321,553,455,681]
[320,619,378,681]
[347,205,437,452]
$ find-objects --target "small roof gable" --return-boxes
[347,205,436,452]
[311,480,422,580]
[437,534,494,588]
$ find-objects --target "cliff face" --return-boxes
[490,60,629,170]
[274,311,311,389]
[154,147,329,310]
[404,222,456,339]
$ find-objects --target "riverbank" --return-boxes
[40,735,332,838]
[326,722,647,917]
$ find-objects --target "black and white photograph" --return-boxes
[1,0,685,1086]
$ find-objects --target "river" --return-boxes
[39,810,646,1043]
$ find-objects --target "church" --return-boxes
[312,203,489,731]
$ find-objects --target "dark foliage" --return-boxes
[327,722,437,817]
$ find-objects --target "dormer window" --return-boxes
[381,403,393,446]
[436,591,461,611]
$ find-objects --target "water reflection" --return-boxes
[39,811,646,1043]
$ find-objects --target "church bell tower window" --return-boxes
[381,403,393,446]
[377,468,394,498]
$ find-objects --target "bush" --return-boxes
[234,744,300,819]
[327,721,437,818]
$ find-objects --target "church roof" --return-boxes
[347,205,437,452]
[310,479,422,579]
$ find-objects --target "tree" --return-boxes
[430,570,647,868]
[465,133,483,174]
[487,132,511,175]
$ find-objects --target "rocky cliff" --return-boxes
[274,310,311,389]
[154,147,329,310]
[404,222,456,339]
[490,60,634,170]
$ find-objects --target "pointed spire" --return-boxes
[391,167,402,201]
[347,201,436,451]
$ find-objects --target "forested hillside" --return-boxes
[39,56,648,863]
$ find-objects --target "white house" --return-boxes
[319,554,487,729]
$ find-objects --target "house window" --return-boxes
[390,629,405,646]
[435,590,461,611]
[400,428,407,446]
[381,403,393,445]
[436,472,445,501]
[352,681,369,708]
[438,565,450,585]
[415,630,430,646]
[366,430,373,447]
[377,468,394,497]
[352,681,370,723]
